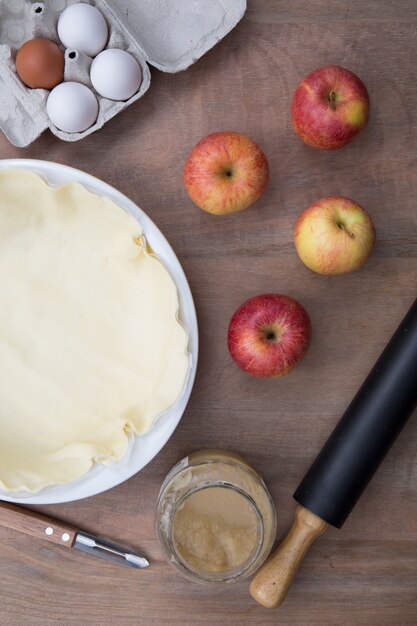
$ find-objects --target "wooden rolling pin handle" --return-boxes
[250,505,328,609]
[0,502,77,547]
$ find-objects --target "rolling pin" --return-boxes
[250,297,417,608]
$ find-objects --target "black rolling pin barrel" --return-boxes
[250,297,417,609]
[294,296,417,527]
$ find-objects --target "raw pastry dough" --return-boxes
[0,170,189,493]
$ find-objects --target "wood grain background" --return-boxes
[0,1,416,623]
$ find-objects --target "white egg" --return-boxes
[90,49,142,101]
[58,3,108,57]
[47,82,98,133]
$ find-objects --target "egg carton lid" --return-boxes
[106,0,246,73]
[0,0,246,146]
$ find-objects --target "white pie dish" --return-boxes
[0,159,198,505]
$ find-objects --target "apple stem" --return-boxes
[263,327,279,342]
[338,224,355,239]
[328,90,337,110]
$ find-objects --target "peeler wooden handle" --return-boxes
[250,505,328,608]
[0,501,77,547]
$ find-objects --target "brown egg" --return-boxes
[15,38,64,89]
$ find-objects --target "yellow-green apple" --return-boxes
[294,196,376,275]
[227,294,311,378]
[291,65,370,149]
[183,131,269,215]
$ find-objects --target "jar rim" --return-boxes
[168,481,265,583]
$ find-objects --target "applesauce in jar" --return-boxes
[155,450,276,583]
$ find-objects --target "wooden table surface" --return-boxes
[1,1,417,624]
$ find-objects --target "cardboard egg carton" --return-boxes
[0,0,246,147]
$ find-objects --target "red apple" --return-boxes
[294,196,376,275]
[183,131,269,215]
[291,65,370,149]
[227,294,311,378]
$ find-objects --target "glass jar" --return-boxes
[155,449,277,584]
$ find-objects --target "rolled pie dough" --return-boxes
[0,170,189,493]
